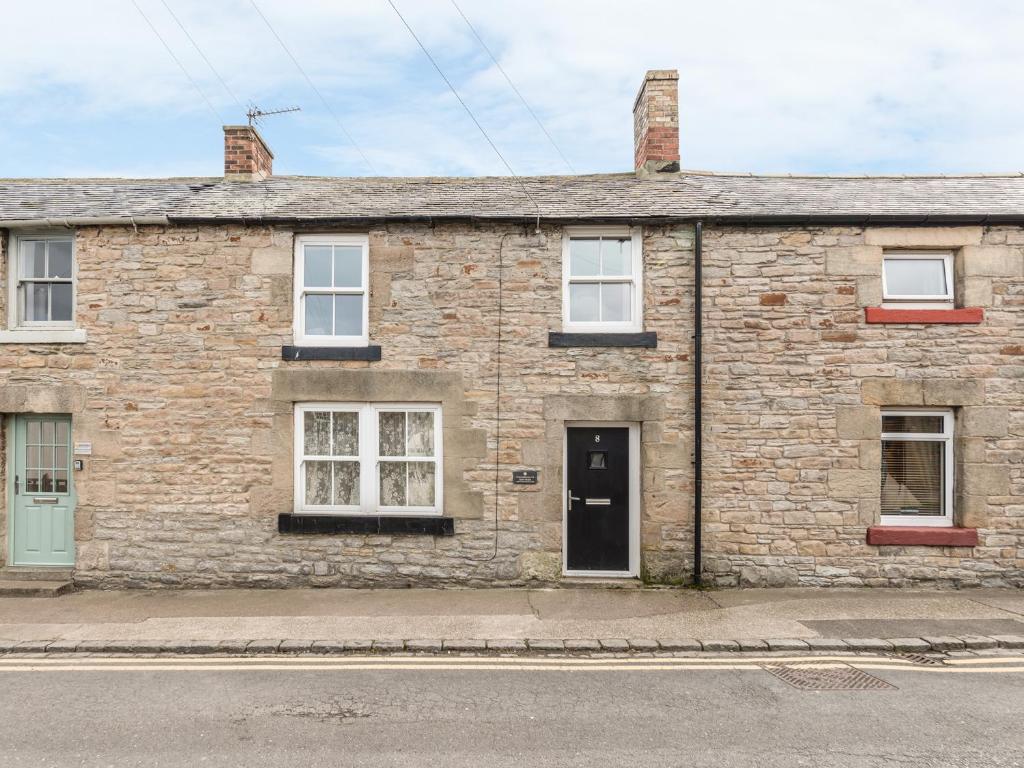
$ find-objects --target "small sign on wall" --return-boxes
[74,442,93,456]
[512,469,539,485]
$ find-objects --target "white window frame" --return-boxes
[880,409,954,528]
[293,403,443,516]
[562,226,643,333]
[293,234,369,347]
[1,230,86,344]
[881,250,954,309]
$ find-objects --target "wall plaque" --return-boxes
[512,469,539,485]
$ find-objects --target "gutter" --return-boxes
[693,220,703,586]
[0,216,170,228]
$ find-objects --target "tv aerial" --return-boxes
[247,105,301,126]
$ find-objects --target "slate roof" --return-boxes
[3,171,1024,224]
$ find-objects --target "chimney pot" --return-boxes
[633,69,680,175]
[223,125,274,181]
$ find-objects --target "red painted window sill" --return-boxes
[866,526,978,547]
[865,307,983,324]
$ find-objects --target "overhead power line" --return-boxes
[159,0,245,116]
[449,0,575,174]
[248,0,376,174]
[131,0,224,123]
[386,0,541,219]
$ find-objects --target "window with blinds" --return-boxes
[879,410,953,527]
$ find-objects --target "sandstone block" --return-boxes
[961,407,1010,437]
[864,227,982,247]
[960,246,1022,277]
[825,246,883,276]
[861,378,922,406]
[836,406,881,439]
[828,469,878,499]
[923,379,985,406]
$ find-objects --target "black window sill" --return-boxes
[281,345,382,361]
[548,332,657,348]
[278,513,454,536]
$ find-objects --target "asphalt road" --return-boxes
[1,656,1022,767]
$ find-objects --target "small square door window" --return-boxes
[587,451,607,470]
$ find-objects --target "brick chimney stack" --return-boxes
[223,125,273,181]
[633,70,680,175]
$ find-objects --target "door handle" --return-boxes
[568,490,580,511]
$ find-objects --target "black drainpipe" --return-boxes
[693,220,704,586]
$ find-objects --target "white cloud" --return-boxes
[1,0,1023,176]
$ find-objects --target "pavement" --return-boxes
[1,586,1023,654]
[2,654,1023,767]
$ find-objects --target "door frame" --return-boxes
[562,421,640,578]
[6,413,76,567]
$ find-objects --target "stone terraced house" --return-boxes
[0,69,1022,590]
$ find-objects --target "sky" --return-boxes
[2,0,1024,179]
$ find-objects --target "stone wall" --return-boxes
[0,221,696,587]
[702,225,1024,587]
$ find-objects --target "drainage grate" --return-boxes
[895,653,946,666]
[763,663,896,691]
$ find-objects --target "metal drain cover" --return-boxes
[763,663,896,691]
[896,653,945,666]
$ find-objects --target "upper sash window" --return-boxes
[293,235,369,346]
[562,227,643,333]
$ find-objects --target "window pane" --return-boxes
[39,471,53,494]
[25,470,39,493]
[48,241,72,278]
[379,461,407,506]
[51,283,73,322]
[882,415,944,434]
[331,411,359,456]
[407,412,434,457]
[407,462,435,506]
[569,283,600,322]
[303,411,331,455]
[333,246,362,288]
[884,258,948,296]
[600,282,631,322]
[27,421,40,444]
[304,461,332,505]
[55,444,67,469]
[54,470,68,494]
[25,283,48,322]
[303,245,332,287]
[332,461,360,506]
[26,446,39,468]
[56,421,69,446]
[304,294,333,335]
[600,238,630,276]
[379,412,406,457]
[569,239,600,276]
[21,241,46,278]
[881,440,944,516]
[41,421,55,444]
[334,294,363,337]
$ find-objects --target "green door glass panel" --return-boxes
[11,415,75,566]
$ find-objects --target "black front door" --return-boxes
[566,427,630,572]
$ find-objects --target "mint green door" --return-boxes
[11,415,75,566]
